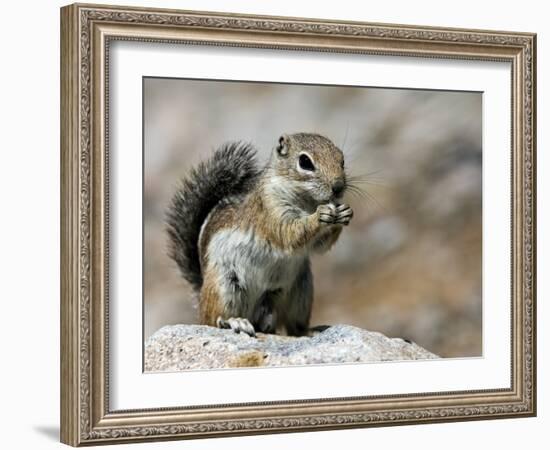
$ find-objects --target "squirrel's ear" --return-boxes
[276,134,289,157]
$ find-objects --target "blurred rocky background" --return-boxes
[143,78,482,358]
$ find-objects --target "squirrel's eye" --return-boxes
[298,154,315,171]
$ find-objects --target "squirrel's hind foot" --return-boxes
[216,316,256,337]
[309,324,331,334]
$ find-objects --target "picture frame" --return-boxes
[60,2,536,446]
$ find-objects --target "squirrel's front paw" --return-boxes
[317,203,337,225]
[317,203,353,226]
[335,203,353,226]
[216,316,256,337]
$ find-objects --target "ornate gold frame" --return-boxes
[60,3,536,446]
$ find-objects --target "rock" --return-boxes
[144,324,438,371]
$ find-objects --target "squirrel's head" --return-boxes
[269,133,347,207]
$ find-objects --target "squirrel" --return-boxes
[166,133,353,337]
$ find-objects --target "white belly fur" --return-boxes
[205,228,306,314]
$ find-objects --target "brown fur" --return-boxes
[199,268,225,326]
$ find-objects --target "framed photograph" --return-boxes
[60,3,537,446]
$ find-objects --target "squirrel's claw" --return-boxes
[216,316,256,337]
[335,203,353,225]
[318,203,353,226]
[318,203,337,224]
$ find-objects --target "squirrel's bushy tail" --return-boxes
[166,142,260,290]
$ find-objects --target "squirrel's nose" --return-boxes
[332,179,345,196]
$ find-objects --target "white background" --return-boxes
[0,0,546,449]
[111,43,511,409]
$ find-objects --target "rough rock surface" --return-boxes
[145,324,438,372]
